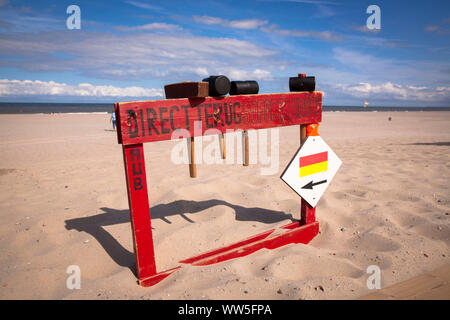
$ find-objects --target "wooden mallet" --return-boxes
[164,81,210,178]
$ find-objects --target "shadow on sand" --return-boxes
[406,142,450,146]
[64,199,294,273]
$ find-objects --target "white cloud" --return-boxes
[193,15,342,42]
[196,16,224,25]
[190,67,210,77]
[351,25,381,34]
[261,24,343,42]
[313,4,336,18]
[125,1,162,11]
[332,47,450,84]
[0,79,163,97]
[116,22,182,32]
[0,31,278,81]
[334,82,450,101]
[193,15,268,30]
[228,19,268,29]
[216,68,272,80]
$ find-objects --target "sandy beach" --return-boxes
[0,111,449,300]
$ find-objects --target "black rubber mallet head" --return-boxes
[289,73,315,92]
[230,80,259,95]
[202,75,231,96]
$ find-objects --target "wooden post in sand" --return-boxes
[300,124,317,225]
[189,137,197,178]
[219,133,226,159]
[243,130,249,166]
[300,124,307,146]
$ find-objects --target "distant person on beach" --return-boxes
[110,111,116,130]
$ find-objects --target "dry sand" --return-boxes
[0,111,449,300]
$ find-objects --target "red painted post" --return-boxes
[122,143,157,282]
[300,200,316,225]
[300,123,318,225]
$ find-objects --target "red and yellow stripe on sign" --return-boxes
[299,151,328,177]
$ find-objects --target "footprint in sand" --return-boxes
[349,232,401,252]
[264,253,366,281]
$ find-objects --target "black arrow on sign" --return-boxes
[302,179,327,190]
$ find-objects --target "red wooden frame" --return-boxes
[115,91,322,287]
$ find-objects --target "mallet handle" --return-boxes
[243,131,249,166]
[220,133,226,159]
[189,137,197,178]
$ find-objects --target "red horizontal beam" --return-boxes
[138,221,319,287]
[179,229,275,265]
[139,266,181,287]
[115,91,322,145]
[180,222,319,266]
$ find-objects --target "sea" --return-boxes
[0,102,449,114]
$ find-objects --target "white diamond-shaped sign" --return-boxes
[281,136,342,207]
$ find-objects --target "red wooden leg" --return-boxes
[299,123,318,225]
[122,144,157,281]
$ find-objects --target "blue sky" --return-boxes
[0,0,449,106]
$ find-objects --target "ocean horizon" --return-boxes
[0,102,449,114]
